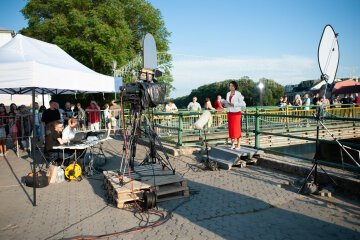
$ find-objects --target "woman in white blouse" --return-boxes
[224,81,245,150]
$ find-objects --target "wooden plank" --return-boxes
[157,191,190,202]
[104,167,189,208]
[157,185,189,196]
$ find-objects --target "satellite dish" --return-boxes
[142,33,157,70]
[318,25,339,84]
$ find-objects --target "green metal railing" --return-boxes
[147,104,360,171]
[151,104,360,145]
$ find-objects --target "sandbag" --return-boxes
[24,173,49,188]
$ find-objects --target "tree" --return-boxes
[20,0,173,105]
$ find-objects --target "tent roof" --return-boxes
[0,34,116,95]
[332,79,360,94]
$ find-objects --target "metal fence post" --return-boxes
[178,113,183,147]
[352,104,356,125]
[255,107,260,149]
[245,111,249,135]
[286,106,290,130]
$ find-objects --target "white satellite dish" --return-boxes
[318,25,339,84]
[142,33,157,70]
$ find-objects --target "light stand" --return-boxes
[298,74,337,193]
[299,25,360,194]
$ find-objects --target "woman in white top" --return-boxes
[62,118,78,141]
[104,104,111,137]
[223,81,245,150]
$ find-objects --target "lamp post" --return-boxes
[111,60,117,101]
[258,81,264,108]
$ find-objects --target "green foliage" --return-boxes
[173,77,285,108]
[20,0,173,104]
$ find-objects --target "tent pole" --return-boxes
[42,89,45,106]
[32,88,37,206]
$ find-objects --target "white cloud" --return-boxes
[170,55,319,98]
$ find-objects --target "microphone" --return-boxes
[194,111,212,130]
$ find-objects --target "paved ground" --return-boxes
[0,137,359,240]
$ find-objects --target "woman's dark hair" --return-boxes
[0,105,6,114]
[229,81,238,90]
[39,105,46,112]
[10,103,17,110]
[205,97,210,102]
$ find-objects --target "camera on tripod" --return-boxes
[119,68,166,109]
[119,33,167,110]
[117,33,176,192]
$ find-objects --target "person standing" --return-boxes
[214,95,223,110]
[293,94,302,110]
[75,103,85,131]
[165,101,178,132]
[187,96,201,111]
[331,95,341,108]
[18,105,32,152]
[86,100,100,131]
[29,102,40,140]
[104,104,111,137]
[224,81,245,150]
[354,93,360,107]
[62,102,73,127]
[8,112,18,151]
[41,100,61,132]
[302,94,311,110]
[165,101,178,114]
[341,94,349,105]
[204,98,215,110]
[312,93,319,109]
[38,106,46,144]
[0,105,8,156]
[109,99,121,135]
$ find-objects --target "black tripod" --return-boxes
[119,104,175,180]
[298,74,337,193]
[297,73,360,193]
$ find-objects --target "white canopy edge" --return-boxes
[0,34,115,95]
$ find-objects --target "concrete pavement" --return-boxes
[0,137,359,240]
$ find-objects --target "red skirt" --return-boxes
[227,111,241,139]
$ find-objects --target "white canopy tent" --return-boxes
[0,34,115,94]
[0,34,117,206]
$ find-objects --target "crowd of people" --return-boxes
[0,99,122,156]
[278,92,360,110]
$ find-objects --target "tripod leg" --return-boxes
[204,130,209,164]
[318,164,338,186]
[142,115,175,172]
[319,121,360,168]
[298,162,317,193]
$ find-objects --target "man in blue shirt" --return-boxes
[302,94,310,110]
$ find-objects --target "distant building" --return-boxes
[285,79,321,102]
[285,76,359,102]
[0,27,16,47]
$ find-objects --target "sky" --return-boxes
[1,0,359,98]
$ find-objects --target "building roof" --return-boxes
[332,80,360,94]
[0,27,16,36]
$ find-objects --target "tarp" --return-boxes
[332,79,360,94]
[0,34,115,95]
